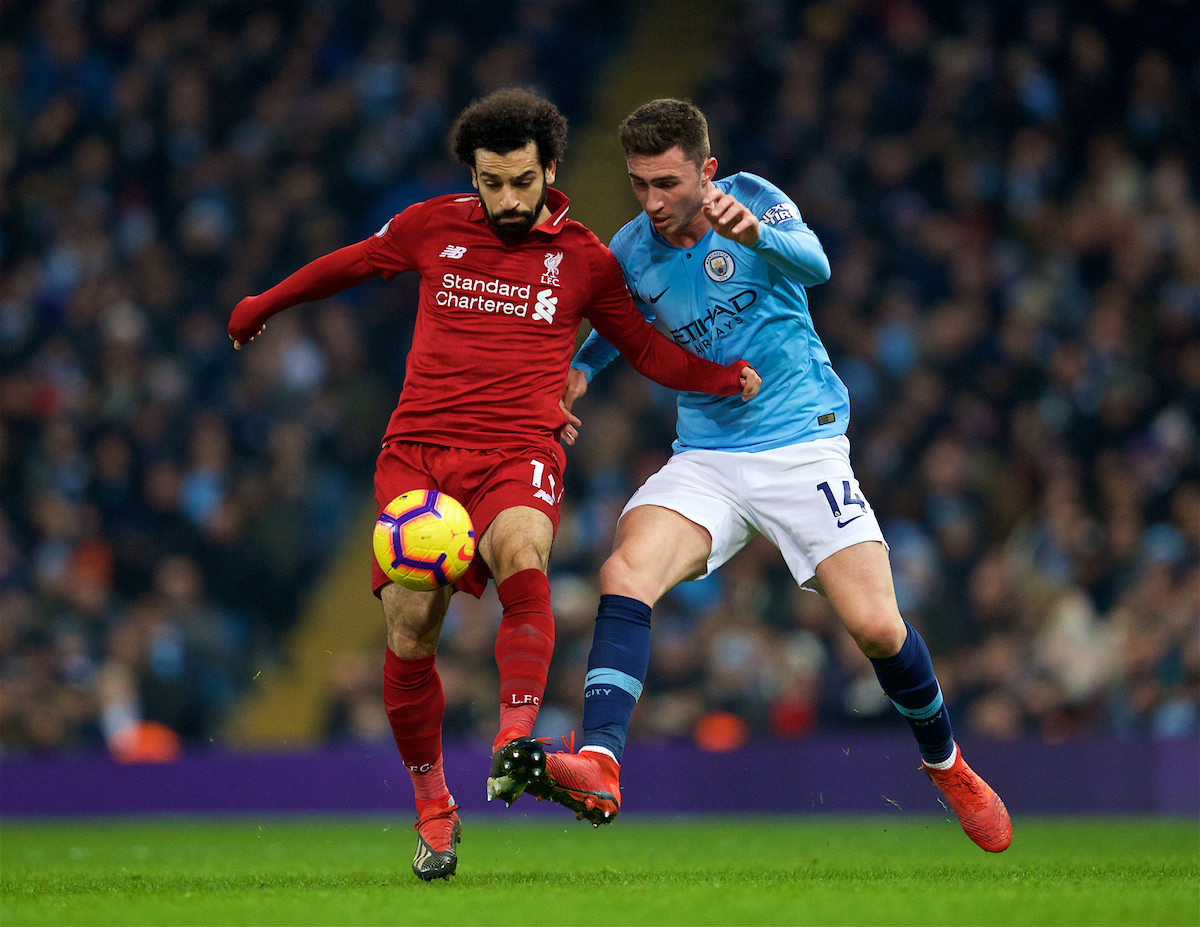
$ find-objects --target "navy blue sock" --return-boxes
[869,622,955,764]
[581,594,652,763]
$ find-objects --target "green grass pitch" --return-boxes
[2,816,1196,926]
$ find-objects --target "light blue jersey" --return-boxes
[573,172,847,453]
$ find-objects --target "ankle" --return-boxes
[415,792,456,817]
[580,744,618,764]
[409,756,450,803]
[492,726,527,755]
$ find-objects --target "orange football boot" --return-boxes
[924,744,1013,852]
[412,797,461,880]
[504,733,621,826]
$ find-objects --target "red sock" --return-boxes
[495,569,555,741]
[382,648,448,801]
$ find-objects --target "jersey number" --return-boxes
[817,480,866,517]
[530,459,558,501]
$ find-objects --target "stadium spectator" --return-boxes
[0,1,629,758]
[1,0,1196,769]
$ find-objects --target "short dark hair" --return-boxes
[451,88,567,168]
[618,99,711,166]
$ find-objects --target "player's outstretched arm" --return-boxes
[703,184,830,286]
[229,241,379,348]
[582,244,761,400]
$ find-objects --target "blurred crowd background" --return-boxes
[2,0,1197,760]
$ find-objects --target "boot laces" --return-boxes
[508,732,575,754]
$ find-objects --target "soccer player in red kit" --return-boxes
[228,89,761,880]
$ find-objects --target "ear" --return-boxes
[470,167,479,190]
[701,157,718,183]
[544,159,557,185]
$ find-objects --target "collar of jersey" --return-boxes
[468,187,571,236]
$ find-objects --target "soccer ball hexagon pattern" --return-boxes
[373,490,476,591]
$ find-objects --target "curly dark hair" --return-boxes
[618,99,711,166]
[451,88,568,168]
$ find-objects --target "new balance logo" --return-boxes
[533,289,557,323]
[440,245,467,259]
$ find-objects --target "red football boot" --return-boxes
[412,797,461,880]
[503,734,621,826]
[924,744,1013,852]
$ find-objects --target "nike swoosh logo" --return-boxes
[837,515,864,528]
[648,287,670,303]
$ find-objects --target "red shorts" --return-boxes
[372,441,565,598]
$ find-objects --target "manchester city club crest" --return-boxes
[704,249,735,282]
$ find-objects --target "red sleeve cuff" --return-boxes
[718,360,753,396]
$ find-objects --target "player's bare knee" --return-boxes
[497,544,548,578]
[599,551,660,604]
[380,584,446,657]
[385,623,437,659]
[598,553,631,588]
[849,613,906,659]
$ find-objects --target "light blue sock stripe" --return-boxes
[890,687,944,721]
[585,668,643,702]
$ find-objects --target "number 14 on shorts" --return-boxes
[817,480,867,528]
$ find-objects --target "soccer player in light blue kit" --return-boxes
[499,99,1011,852]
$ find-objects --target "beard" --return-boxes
[485,181,549,237]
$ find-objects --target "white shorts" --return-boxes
[620,435,887,591]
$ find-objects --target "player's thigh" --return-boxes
[814,540,905,658]
[372,442,441,598]
[477,504,555,583]
[432,444,564,596]
[610,449,752,602]
[381,581,455,657]
[746,437,887,589]
[601,504,714,604]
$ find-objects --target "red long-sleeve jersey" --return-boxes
[230,188,749,455]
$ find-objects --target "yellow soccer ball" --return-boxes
[373,490,476,591]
